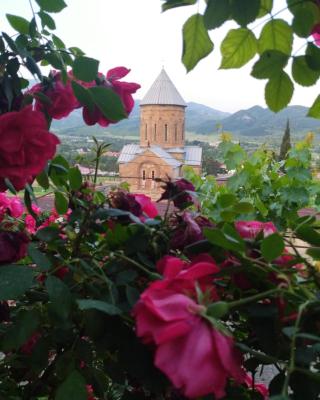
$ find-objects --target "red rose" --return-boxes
[82,66,140,127]
[31,71,79,119]
[134,194,158,218]
[0,106,60,191]
[133,264,244,398]
[158,178,196,209]
[0,231,28,264]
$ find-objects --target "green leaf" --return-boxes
[28,243,52,271]
[46,276,72,320]
[0,266,34,301]
[220,28,257,69]
[162,0,197,12]
[35,0,67,13]
[73,56,99,82]
[6,14,30,34]
[258,19,293,55]
[292,56,320,87]
[45,52,64,70]
[292,3,318,38]
[126,286,140,307]
[258,0,273,18]
[251,50,289,79]
[36,227,60,242]
[204,0,231,30]
[36,170,50,189]
[230,0,261,27]
[89,86,127,122]
[261,233,285,261]
[54,191,68,214]
[38,10,56,29]
[204,227,245,252]
[296,226,320,246]
[71,81,95,113]
[265,71,294,112]
[234,202,254,213]
[182,14,214,72]
[52,34,65,49]
[55,370,87,400]
[68,167,82,190]
[77,299,121,315]
[307,95,320,119]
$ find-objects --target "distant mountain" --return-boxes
[51,101,320,138]
[216,105,320,137]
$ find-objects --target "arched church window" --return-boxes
[175,124,177,142]
[154,124,157,140]
[151,170,155,180]
[142,170,146,180]
[145,124,147,140]
[164,124,168,142]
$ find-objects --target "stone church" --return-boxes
[117,68,202,195]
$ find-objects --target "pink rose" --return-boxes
[133,272,244,398]
[235,221,277,240]
[0,106,60,191]
[31,71,79,119]
[82,67,140,127]
[0,193,23,219]
[134,194,158,218]
[312,23,320,46]
[244,374,269,399]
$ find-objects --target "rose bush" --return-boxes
[0,1,320,400]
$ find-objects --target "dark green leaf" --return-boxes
[4,178,17,194]
[306,43,320,71]
[204,0,231,30]
[38,10,56,29]
[0,266,34,301]
[182,14,214,72]
[234,202,254,213]
[261,233,285,261]
[292,56,320,86]
[69,47,85,56]
[46,276,72,320]
[69,167,82,190]
[28,243,52,271]
[25,55,42,80]
[265,71,294,112]
[162,0,197,12]
[35,0,67,13]
[307,247,320,260]
[89,86,127,122]
[2,310,39,351]
[307,95,320,119]
[71,81,95,113]
[296,226,320,246]
[2,32,18,52]
[36,169,50,189]
[36,226,60,242]
[258,19,293,55]
[126,286,140,307]
[77,299,121,315]
[251,50,289,79]
[220,28,257,69]
[54,191,68,214]
[6,14,30,34]
[73,56,99,82]
[55,370,87,400]
[45,52,64,69]
[230,0,261,27]
[292,3,318,37]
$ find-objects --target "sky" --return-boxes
[1,0,320,113]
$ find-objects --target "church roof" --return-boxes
[117,145,202,167]
[140,68,187,107]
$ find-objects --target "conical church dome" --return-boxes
[140,68,186,107]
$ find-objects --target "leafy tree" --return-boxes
[279,119,292,161]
